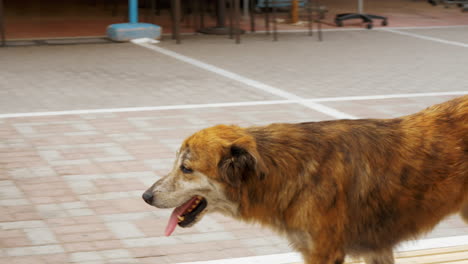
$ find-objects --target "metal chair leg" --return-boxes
[272,0,277,41]
[149,0,156,23]
[317,15,322,41]
[307,0,313,36]
[265,0,270,35]
[175,0,181,44]
[235,0,240,43]
[170,0,176,39]
[193,0,199,32]
[249,0,255,32]
[170,0,181,43]
[229,0,234,39]
[200,0,205,28]
[0,0,5,47]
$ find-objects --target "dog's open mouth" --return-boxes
[165,196,207,236]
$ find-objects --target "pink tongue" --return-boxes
[165,197,198,236]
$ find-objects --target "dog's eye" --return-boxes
[180,165,193,174]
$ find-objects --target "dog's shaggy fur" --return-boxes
[144,96,468,264]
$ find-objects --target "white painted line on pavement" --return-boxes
[134,41,301,100]
[177,235,468,264]
[308,91,468,102]
[178,252,302,264]
[380,28,468,48]
[132,41,356,119]
[0,100,291,119]
[1,91,466,119]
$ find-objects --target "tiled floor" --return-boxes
[0,27,467,264]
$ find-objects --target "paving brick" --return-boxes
[99,249,132,259]
[122,237,178,247]
[0,236,32,248]
[69,251,103,262]
[138,255,171,264]
[0,220,46,230]
[0,199,30,206]
[52,223,107,235]
[105,222,145,239]
[5,245,64,256]
[40,253,68,264]
[93,240,124,251]
[63,242,98,253]
[58,232,116,243]
[1,255,47,264]
[173,232,236,244]
[68,208,95,217]
[24,228,58,245]
[0,181,24,199]
[99,212,157,222]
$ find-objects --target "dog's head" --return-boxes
[142,125,267,236]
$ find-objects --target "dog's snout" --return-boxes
[142,191,154,205]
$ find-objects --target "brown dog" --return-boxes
[143,96,468,264]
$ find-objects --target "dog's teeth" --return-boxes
[192,204,197,208]
[195,200,200,204]
[177,216,184,222]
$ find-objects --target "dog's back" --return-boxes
[339,96,468,254]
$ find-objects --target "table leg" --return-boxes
[243,0,248,17]
[272,0,277,41]
[235,0,240,43]
[265,0,270,35]
[175,0,181,44]
[0,0,5,47]
[229,0,234,39]
[249,0,255,32]
[307,0,313,36]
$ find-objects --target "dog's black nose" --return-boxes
[142,191,153,205]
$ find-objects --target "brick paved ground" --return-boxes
[158,28,468,98]
[0,44,279,114]
[1,28,467,264]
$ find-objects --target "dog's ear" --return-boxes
[218,137,267,188]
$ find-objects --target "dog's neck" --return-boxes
[236,124,326,229]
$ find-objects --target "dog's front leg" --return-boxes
[288,227,345,264]
[302,250,345,264]
[362,248,394,264]
[300,237,345,264]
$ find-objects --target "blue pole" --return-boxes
[129,0,138,24]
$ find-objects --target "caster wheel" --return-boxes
[382,20,388,26]
[366,23,373,29]
[336,20,343,27]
